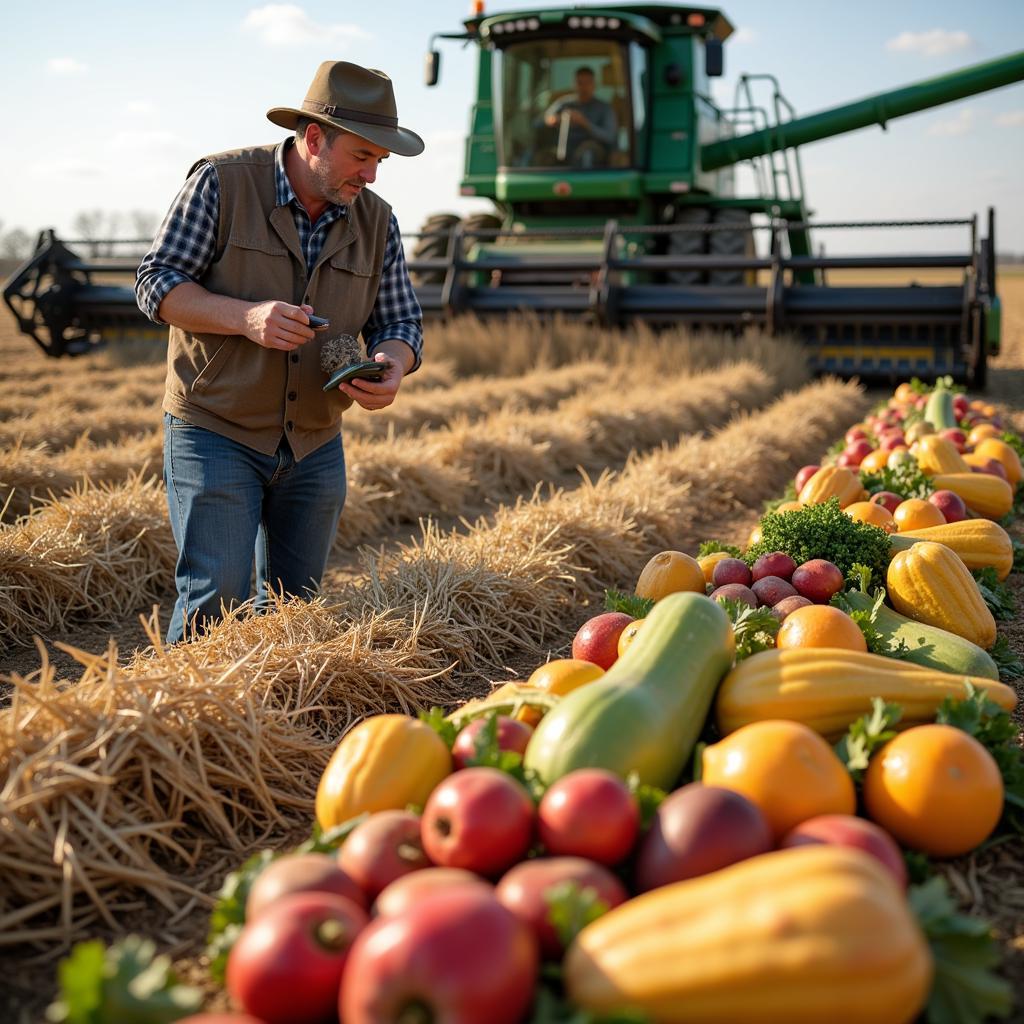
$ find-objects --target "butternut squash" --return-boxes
[887,541,997,649]
[930,472,1014,521]
[888,517,1013,580]
[564,845,933,1024]
[797,465,867,508]
[914,434,970,475]
[315,714,451,830]
[715,646,1015,739]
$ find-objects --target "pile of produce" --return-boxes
[43,378,1024,1024]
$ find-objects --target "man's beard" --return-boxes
[311,161,360,206]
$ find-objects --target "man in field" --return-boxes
[542,66,617,167]
[136,61,424,643]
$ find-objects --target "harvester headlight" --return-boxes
[594,16,606,28]
[492,21,503,33]
[581,16,594,28]
[568,16,580,27]
[527,17,539,29]
[608,17,620,28]
[515,19,526,30]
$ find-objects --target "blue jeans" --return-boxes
[163,414,347,643]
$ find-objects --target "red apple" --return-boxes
[794,465,820,492]
[751,576,798,607]
[844,427,868,445]
[836,451,860,469]
[845,440,873,465]
[634,783,773,892]
[340,886,538,1024]
[572,612,634,670]
[791,559,844,604]
[709,583,758,608]
[711,557,753,588]
[374,868,491,919]
[780,814,907,888]
[750,551,797,582]
[971,458,1009,481]
[247,853,367,919]
[496,857,627,958]
[953,395,970,418]
[452,716,533,770]
[940,428,967,451]
[879,433,906,451]
[928,489,968,524]
[421,767,534,877]
[339,811,431,901]
[537,769,640,866]
[770,594,814,622]
[870,491,904,515]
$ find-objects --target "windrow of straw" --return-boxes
[0,475,174,648]
[0,378,866,948]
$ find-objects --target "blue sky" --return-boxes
[3,0,1022,256]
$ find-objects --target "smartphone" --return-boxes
[323,360,389,391]
[308,314,330,331]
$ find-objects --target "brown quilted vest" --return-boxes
[163,143,391,459]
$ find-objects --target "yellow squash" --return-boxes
[973,437,1022,486]
[564,845,933,1024]
[930,472,1014,520]
[315,714,451,830]
[887,540,997,649]
[914,434,970,475]
[796,465,867,508]
[715,646,1015,738]
[888,517,1013,580]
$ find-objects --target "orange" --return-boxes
[698,550,732,585]
[635,550,705,601]
[617,618,645,656]
[746,523,763,550]
[967,423,1001,447]
[774,500,804,514]
[863,724,1003,857]
[893,498,945,531]
[894,383,916,403]
[843,500,896,533]
[519,659,604,727]
[974,438,1021,486]
[702,719,856,841]
[775,605,868,653]
[859,449,889,474]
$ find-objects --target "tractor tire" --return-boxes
[667,207,710,285]
[709,208,755,286]
[410,212,460,286]
[461,212,503,239]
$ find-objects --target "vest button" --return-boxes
[290,353,299,364]
[288,391,297,401]
[286,420,294,431]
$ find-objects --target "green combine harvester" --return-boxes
[5,4,1024,385]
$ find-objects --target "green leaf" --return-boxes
[904,849,934,886]
[909,876,1012,1024]
[846,562,874,595]
[989,635,1023,682]
[47,936,203,1024]
[626,770,666,829]
[971,568,1017,621]
[526,985,650,1024]
[545,881,612,950]
[832,587,912,660]
[603,589,654,618]
[697,540,743,559]
[418,705,457,749]
[714,598,780,662]
[834,698,903,782]
[860,460,934,500]
[294,813,370,855]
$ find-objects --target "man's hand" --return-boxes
[243,301,317,351]
[336,352,405,411]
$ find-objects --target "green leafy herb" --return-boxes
[999,430,1024,460]
[846,562,874,595]
[935,684,1024,833]
[832,589,912,660]
[860,460,934,500]
[825,437,847,459]
[47,935,203,1024]
[294,813,369,855]
[909,876,1012,1024]
[746,497,893,585]
[697,540,743,559]
[971,568,1017,621]
[714,598,780,661]
[545,881,612,950]
[834,699,903,782]
[904,849,933,886]
[989,635,1023,682]
[762,482,798,514]
[526,986,651,1024]
[626,771,666,829]
[604,589,654,618]
[463,712,527,774]
[418,705,457,749]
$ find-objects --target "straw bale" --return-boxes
[0,440,76,519]
[0,402,162,452]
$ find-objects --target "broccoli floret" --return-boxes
[745,498,891,586]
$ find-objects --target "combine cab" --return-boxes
[5,4,1022,386]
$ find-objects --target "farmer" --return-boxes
[135,61,424,643]
[542,66,617,167]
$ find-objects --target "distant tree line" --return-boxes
[0,210,160,261]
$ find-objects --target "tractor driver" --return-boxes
[542,66,617,168]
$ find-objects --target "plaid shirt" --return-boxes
[136,139,422,369]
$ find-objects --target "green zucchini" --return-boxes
[923,387,957,431]
[844,590,998,680]
[523,592,735,789]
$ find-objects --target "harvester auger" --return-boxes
[4,5,1022,386]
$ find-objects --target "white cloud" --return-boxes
[124,100,158,117]
[30,156,102,180]
[927,108,975,136]
[110,130,192,154]
[47,57,88,75]
[731,27,757,45]
[995,110,1024,127]
[885,29,973,57]
[242,4,370,47]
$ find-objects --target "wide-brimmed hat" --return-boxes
[267,61,424,157]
